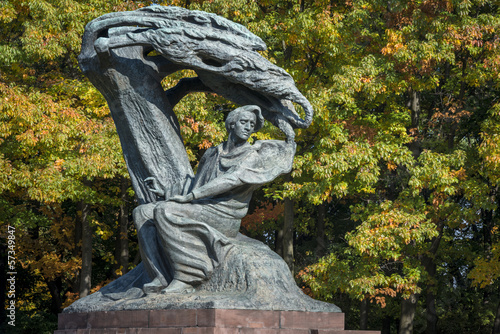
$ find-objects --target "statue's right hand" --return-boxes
[168,193,194,203]
[144,177,165,197]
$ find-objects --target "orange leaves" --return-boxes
[420,0,452,16]
[10,203,81,287]
[241,201,284,231]
[381,29,406,57]
[1,78,127,200]
[451,167,466,181]
[62,278,113,308]
[63,291,79,308]
[2,82,90,151]
[445,21,498,61]
[34,253,81,281]
[341,118,378,144]
[387,161,398,171]
[430,97,471,127]
[469,236,500,288]
[199,139,213,150]
[184,116,200,133]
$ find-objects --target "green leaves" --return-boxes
[408,149,466,196]
[1,1,499,330]
[285,2,500,322]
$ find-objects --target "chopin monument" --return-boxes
[57,5,379,334]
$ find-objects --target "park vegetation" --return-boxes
[1,0,499,333]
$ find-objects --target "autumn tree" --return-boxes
[282,1,500,333]
[0,1,145,331]
[2,1,500,334]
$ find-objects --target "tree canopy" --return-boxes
[1,1,499,333]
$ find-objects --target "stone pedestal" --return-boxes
[55,309,380,334]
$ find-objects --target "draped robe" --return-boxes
[134,140,296,286]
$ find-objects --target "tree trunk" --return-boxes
[360,298,369,330]
[275,228,283,257]
[283,196,294,272]
[399,294,419,334]
[282,173,294,272]
[114,176,130,277]
[422,225,444,334]
[493,285,500,334]
[46,278,63,314]
[422,255,438,334]
[381,316,392,334]
[78,198,92,298]
[72,202,83,292]
[408,89,421,159]
[486,209,500,334]
[424,263,438,334]
[315,203,326,257]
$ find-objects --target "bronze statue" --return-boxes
[66,5,339,313]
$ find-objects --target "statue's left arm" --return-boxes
[170,141,296,203]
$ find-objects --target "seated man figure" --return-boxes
[133,105,296,294]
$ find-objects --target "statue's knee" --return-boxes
[133,203,155,229]
[153,201,171,218]
[132,207,144,229]
[153,201,183,222]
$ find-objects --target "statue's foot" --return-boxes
[161,279,195,294]
[104,287,145,301]
[143,278,165,294]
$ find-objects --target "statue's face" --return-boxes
[232,110,257,142]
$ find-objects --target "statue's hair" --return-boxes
[225,105,264,133]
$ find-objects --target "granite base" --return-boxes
[55,309,380,334]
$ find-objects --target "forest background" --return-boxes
[1,0,499,333]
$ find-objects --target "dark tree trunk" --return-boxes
[483,209,493,247]
[275,228,283,257]
[422,256,438,334]
[281,173,294,272]
[399,294,419,334]
[315,203,326,257]
[72,202,83,292]
[283,196,294,272]
[401,89,423,334]
[381,316,392,334]
[78,198,92,298]
[46,278,63,314]
[408,89,421,159]
[493,288,500,334]
[114,176,130,277]
[486,209,500,334]
[424,263,438,334]
[422,225,444,334]
[360,298,369,330]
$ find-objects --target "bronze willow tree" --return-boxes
[78,5,314,205]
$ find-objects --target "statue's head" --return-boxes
[225,105,264,135]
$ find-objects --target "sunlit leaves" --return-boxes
[0,81,126,202]
[0,1,140,323]
[1,1,499,329]
[479,103,500,185]
[350,200,436,259]
[287,0,500,317]
[469,238,500,288]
